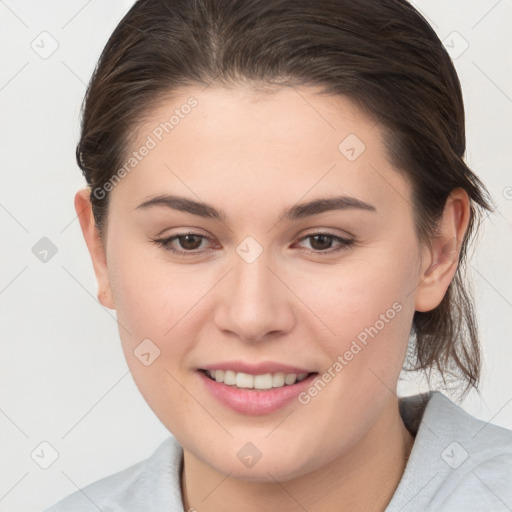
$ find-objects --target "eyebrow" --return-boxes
[135,194,376,222]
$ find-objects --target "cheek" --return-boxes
[105,243,185,395]
[107,238,198,338]
[291,246,418,413]
[297,247,417,346]
[106,239,220,392]
[106,247,204,420]
[288,253,417,439]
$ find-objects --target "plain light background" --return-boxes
[0,1,511,510]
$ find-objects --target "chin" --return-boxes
[203,451,315,483]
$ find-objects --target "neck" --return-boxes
[181,397,414,512]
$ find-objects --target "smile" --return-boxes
[198,367,319,415]
[203,369,311,390]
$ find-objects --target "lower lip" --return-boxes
[198,371,318,416]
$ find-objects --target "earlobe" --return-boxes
[415,188,470,312]
[75,189,115,310]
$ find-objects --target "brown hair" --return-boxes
[77,0,493,398]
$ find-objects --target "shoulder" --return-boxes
[425,391,512,461]
[388,391,512,511]
[44,436,184,512]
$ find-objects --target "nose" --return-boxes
[213,249,296,343]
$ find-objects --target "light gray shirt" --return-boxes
[44,391,512,511]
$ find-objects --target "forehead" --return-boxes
[112,84,412,222]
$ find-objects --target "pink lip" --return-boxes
[200,360,313,375]
[198,370,318,416]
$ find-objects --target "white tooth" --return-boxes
[253,373,273,390]
[211,370,306,388]
[236,372,254,388]
[224,370,236,385]
[284,373,297,385]
[272,372,286,387]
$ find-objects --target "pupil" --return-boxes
[180,234,201,250]
[311,235,331,250]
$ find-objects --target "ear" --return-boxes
[415,188,471,312]
[75,189,115,310]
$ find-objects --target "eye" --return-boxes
[152,232,213,254]
[295,232,354,253]
[152,231,354,256]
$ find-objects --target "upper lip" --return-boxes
[200,361,315,375]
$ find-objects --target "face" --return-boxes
[83,85,442,481]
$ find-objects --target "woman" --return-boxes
[46,0,512,510]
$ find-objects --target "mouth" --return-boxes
[197,366,319,416]
[200,369,315,390]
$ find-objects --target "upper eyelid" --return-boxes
[157,229,352,243]
[156,230,353,252]
[157,226,352,238]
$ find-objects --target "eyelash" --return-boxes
[151,231,354,256]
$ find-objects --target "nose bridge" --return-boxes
[233,248,274,302]
[214,243,294,341]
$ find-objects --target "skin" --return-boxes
[76,85,470,511]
